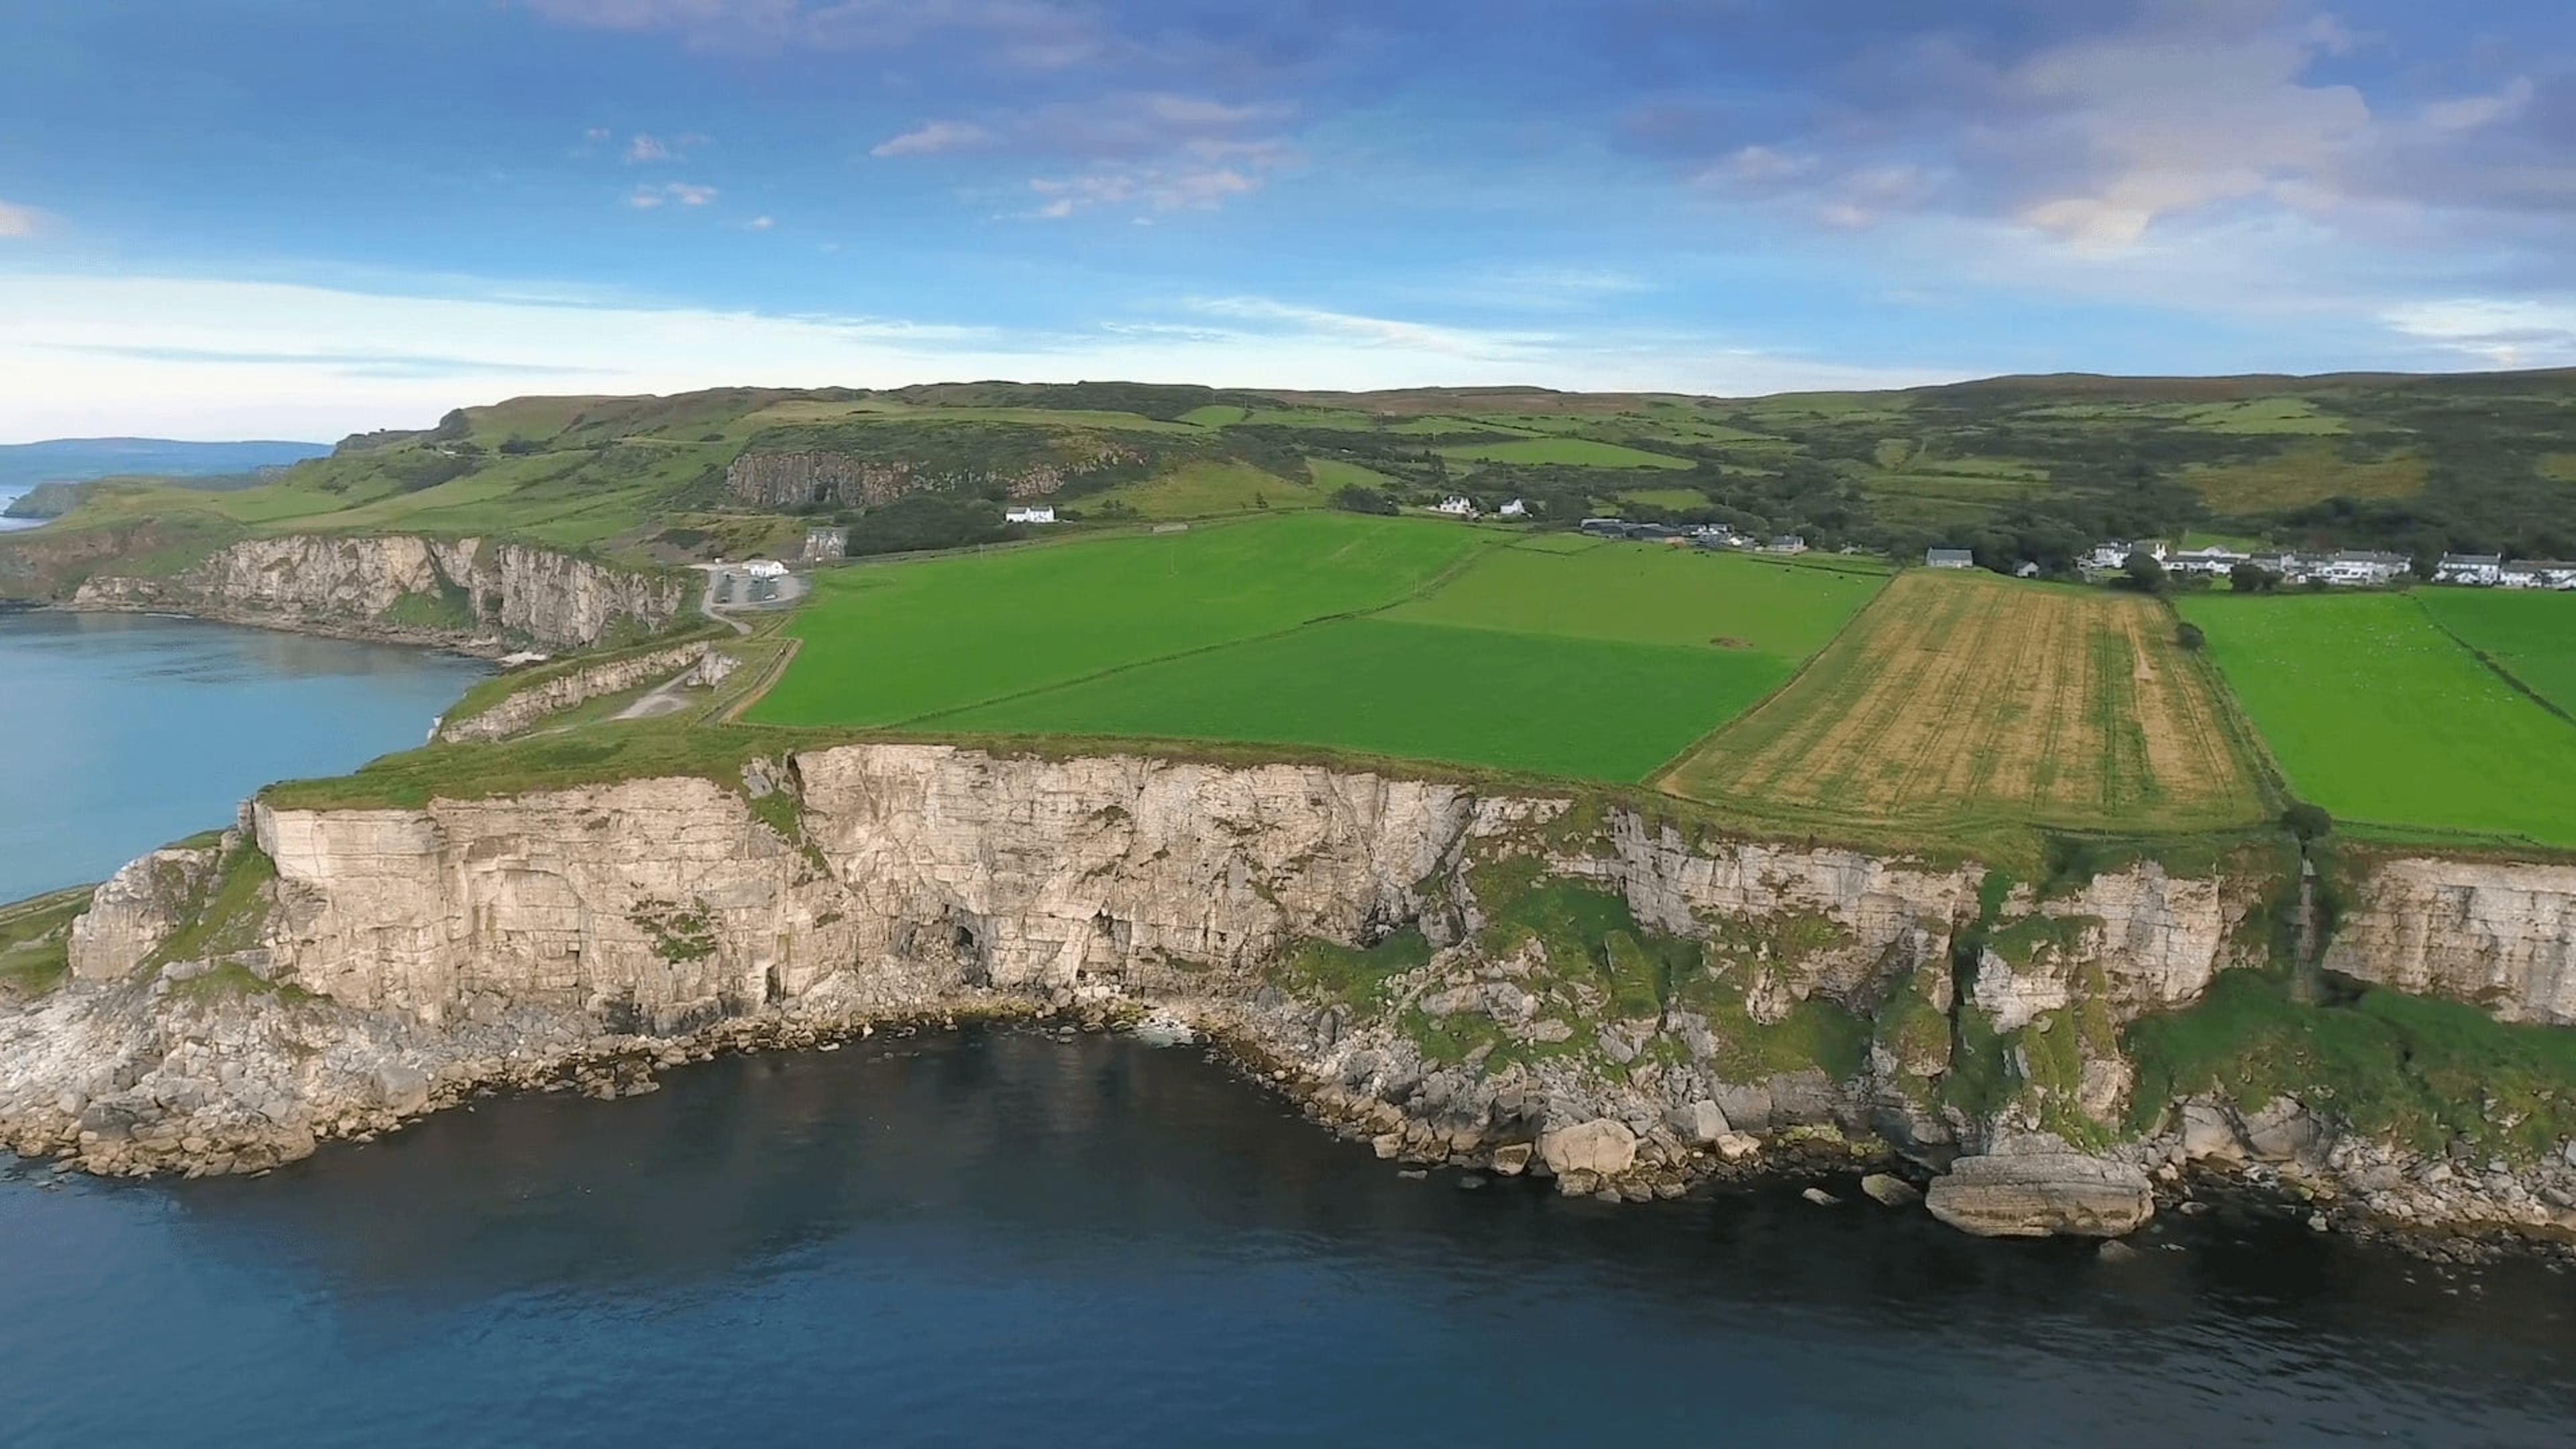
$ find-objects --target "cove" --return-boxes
[7,1028,2575,1446]
[0,611,485,902]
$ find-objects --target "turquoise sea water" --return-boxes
[0,610,485,901]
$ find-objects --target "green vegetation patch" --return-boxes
[1434,437,1695,470]
[145,840,276,973]
[749,513,1489,728]
[2127,968,2576,1159]
[0,887,91,996]
[2416,588,2576,719]
[1273,928,1433,1014]
[1385,541,1884,655]
[2180,592,2576,847]
[937,616,1790,782]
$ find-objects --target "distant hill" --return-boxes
[0,437,331,492]
[7,368,2576,591]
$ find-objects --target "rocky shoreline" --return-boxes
[9,743,2576,1256]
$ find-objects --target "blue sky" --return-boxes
[2,0,2571,439]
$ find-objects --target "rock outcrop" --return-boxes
[13,744,2576,1245]
[1925,1145,2156,1238]
[437,643,735,742]
[724,440,1139,510]
[2326,855,2576,1024]
[68,535,685,651]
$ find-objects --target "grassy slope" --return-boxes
[2180,592,2576,847]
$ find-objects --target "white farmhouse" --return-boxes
[1497,498,1528,518]
[2434,552,2502,586]
[1006,505,1057,525]
[1925,547,1974,569]
[741,557,788,579]
[1432,495,1479,519]
[2167,545,2249,576]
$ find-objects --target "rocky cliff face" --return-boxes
[724,443,1138,509]
[2326,855,2576,1024]
[67,535,685,651]
[11,745,2576,1243]
[436,643,733,742]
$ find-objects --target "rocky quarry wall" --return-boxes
[723,442,1140,510]
[9,745,2576,1243]
[67,535,686,651]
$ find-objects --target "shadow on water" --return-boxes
[8,1029,2575,1446]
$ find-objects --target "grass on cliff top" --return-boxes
[2125,967,2576,1159]
[2178,592,2576,848]
[0,885,91,996]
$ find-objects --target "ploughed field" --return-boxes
[1661,570,2268,842]
[747,514,1887,782]
[2178,592,2576,849]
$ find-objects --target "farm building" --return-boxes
[2318,550,2410,586]
[2167,545,2249,576]
[1925,547,1974,569]
[2434,553,2504,586]
[742,558,788,580]
[1497,498,1528,518]
[2502,559,2576,589]
[1580,517,1625,536]
[1763,535,1808,555]
[1006,506,1057,525]
[803,526,847,563]
[2088,538,2170,570]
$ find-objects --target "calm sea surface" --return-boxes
[5,598,2576,1446]
[0,609,486,901]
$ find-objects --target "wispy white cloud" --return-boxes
[0,199,48,239]
[2381,297,2576,368]
[744,213,775,231]
[629,181,720,209]
[0,272,1967,439]
[627,132,672,162]
[870,120,992,158]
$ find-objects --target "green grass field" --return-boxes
[2179,593,2576,847]
[1435,437,1695,470]
[1084,459,1320,519]
[2416,589,2576,718]
[750,515,1880,780]
[934,617,1786,781]
[747,513,1489,727]
[1384,542,1883,655]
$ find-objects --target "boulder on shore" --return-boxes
[1924,1152,2154,1238]
[1537,1118,1637,1178]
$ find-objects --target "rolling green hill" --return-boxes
[9,368,2576,602]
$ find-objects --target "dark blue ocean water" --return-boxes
[0,610,486,900]
[6,1028,2575,1447]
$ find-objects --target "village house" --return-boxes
[2434,553,2503,586]
[1763,535,1808,555]
[2502,559,2576,590]
[2087,539,2169,571]
[1925,547,1974,569]
[1005,505,1057,525]
[1432,495,1479,518]
[741,557,788,580]
[2318,549,2410,586]
[2166,545,2249,576]
[1497,498,1528,519]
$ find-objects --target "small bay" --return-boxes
[0,610,485,901]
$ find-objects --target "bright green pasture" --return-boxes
[1386,541,1884,656]
[1436,437,1695,470]
[747,513,1489,727]
[2418,589,2576,716]
[936,617,1789,781]
[1306,458,1397,491]
[2178,594,2576,847]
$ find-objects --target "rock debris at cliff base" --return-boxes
[9,743,2576,1244]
